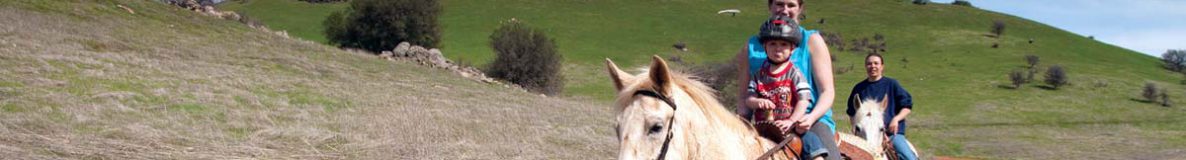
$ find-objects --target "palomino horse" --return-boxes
[845,94,919,160]
[606,56,791,160]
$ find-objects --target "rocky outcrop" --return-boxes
[378,42,498,84]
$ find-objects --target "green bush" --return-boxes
[487,19,564,95]
[991,20,1006,38]
[1143,83,1159,102]
[1162,49,1186,72]
[323,0,442,52]
[1045,65,1067,89]
[1009,70,1024,89]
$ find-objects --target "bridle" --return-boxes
[633,89,678,160]
[634,89,799,160]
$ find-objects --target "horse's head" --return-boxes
[605,56,688,160]
[607,56,778,159]
[852,94,889,155]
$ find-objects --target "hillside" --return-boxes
[218,0,1186,159]
[0,0,614,159]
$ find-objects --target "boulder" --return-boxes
[393,42,412,57]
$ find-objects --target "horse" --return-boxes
[845,94,919,160]
[849,94,891,160]
[605,56,793,160]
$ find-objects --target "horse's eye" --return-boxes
[879,127,885,132]
[648,124,664,134]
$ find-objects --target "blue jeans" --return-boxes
[891,134,918,160]
[801,121,840,160]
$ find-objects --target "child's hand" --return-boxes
[794,117,813,134]
[888,119,900,134]
[774,120,797,134]
[746,97,776,110]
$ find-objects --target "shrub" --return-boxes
[1162,49,1186,72]
[819,31,845,52]
[323,0,442,52]
[952,0,973,7]
[487,19,564,95]
[1143,83,1159,102]
[1009,70,1025,89]
[991,20,1006,38]
[1045,65,1067,89]
[1025,54,1039,69]
[912,0,929,5]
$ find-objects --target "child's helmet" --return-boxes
[758,15,802,46]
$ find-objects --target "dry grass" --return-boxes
[0,1,615,159]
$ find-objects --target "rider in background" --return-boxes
[846,53,918,160]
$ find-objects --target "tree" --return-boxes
[1142,83,1159,102]
[1045,65,1067,89]
[1025,54,1040,69]
[487,19,564,95]
[1162,49,1186,72]
[952,0,973,7]
[991,20,1006,38]
[1009,70,1025,89]
[323,0,442,52]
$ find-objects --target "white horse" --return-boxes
[846,94,918,160]
[606,56,793,160]
[850,94,890,159]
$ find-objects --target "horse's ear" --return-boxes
[648,55,674,93]
[852,94,862,109]
[879,94,889,111]
[605,58,634,91]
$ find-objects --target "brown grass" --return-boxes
[0,1,615,159]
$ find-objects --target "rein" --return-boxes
[633,90,678,160]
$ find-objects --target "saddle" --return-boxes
[753,121,803,159]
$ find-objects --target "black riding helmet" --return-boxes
[758,15,802,46]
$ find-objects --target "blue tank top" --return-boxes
[746,27,836,132]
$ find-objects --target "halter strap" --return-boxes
[633,90,677,160]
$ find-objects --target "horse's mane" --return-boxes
[616,69,754,132]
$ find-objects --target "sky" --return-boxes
[931,0,1186,57]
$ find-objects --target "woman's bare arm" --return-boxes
[804,33,835,122]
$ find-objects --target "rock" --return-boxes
[379,51,393,58]
[427,48,448,67]
[394,42,412,57]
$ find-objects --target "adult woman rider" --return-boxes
[735,0,840,160]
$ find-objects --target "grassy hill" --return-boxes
[0,0,614,159]
[216,0,1186,159]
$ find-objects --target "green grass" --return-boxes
[216,0,347,43]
